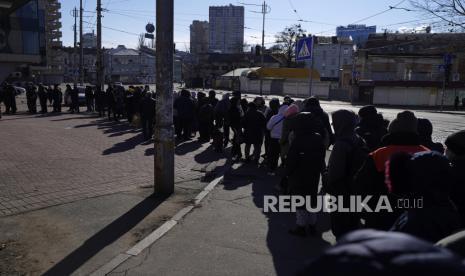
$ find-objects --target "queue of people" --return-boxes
[174,89,465,247]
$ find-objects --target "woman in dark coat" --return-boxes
[286,112,326,237]
[242,102,266,164]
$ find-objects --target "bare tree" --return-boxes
[410,0,465,30]
[137,33,145,50]
[275,24,306,67]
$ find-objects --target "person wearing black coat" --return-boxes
[94,86,105,117]
[85,86,94,112]
[70,85,79,113]
[354,111,429,230]
[299,229,465,276]
[286,112,326,237]
[446,130,465,228]
[264,98,280,159]
[52,84,62,112]
[303,97,334,148]
[242,102,266,164]
[207,90,218,108]
[389,151,461,243]
[327,110,368,239]
[38,84,48,113]
[26,83,37,113]
[3,84,17,114]
[198,97,215,143]
[417,118,444,154]
[355,105,388,151]
[140,92,156,140]
[105,85,115,119]
[174,89,196,140]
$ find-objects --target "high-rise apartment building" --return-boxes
[190,20,209,55]
[209,4,244,53]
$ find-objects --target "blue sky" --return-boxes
[59,0,441,50]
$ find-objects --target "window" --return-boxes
[331,58,336,65]
[344,48,349,55]
[331,69,336,76]
[343,59,348,65]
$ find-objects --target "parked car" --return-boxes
[113,82,123,87]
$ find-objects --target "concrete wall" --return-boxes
[240,78,330,99]
[373,86,461,106]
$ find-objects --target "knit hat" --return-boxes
[388,111,418,134]
[445,130,465,156]
[284,104,299,118]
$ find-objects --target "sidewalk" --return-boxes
[0,111,228,275]
[108,163,335,276]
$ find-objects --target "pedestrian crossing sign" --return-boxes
[296,37,313,61]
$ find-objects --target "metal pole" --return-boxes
[73,7,77,88]
[441,73,446,112]
[155,0,174,195]
[309,36,315,97]
[96,0,103,90]
[259,1,266,96]
[79,0,83,85]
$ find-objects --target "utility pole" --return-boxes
[73,7,78,89]
[259,1,270,96]
[96,0,103,90]
[155,0,174,195]
[242,1,269,95]
[79,0,84,85]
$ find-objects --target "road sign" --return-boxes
[296,37,313,61]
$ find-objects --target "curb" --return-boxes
[90,175,224,276]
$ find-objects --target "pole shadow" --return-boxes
[42,193,169,276]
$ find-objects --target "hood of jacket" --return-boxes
[332,110,358,138]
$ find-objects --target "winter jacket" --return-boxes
[353,132,430,230]
[304,105,334,146]
[215,95,231,117]
[266,105,288,139]
[140,96,156,121]
[242,108,266,145]
[327,110,368,196]
[390,152,461,243]
[228,97,244,129]
[174,94,195,120]
[355,114,388,151]
[285,113,326,198]
[451,158,465,228]
[299,229,465,276]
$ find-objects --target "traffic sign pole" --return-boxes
[296,36,314,97]
[309,36,315,97]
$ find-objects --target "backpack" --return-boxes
[324,136,369,195]
[341,136,369,192]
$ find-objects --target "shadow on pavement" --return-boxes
[224,164,331,276]
[42,193,169,276]
[102,132,145,155]
[175,140,202,155]
[194,145,223,164]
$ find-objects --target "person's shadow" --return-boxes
[224,164,331,276]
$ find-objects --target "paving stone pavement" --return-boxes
[0,111,216,217]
